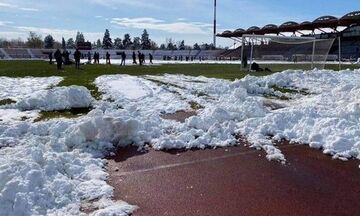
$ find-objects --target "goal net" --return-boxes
[240,34,336,71]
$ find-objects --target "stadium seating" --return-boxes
[3,48,31,59]
[196,50,223,60]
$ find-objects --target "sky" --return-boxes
[0,0,359,47]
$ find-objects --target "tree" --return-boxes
[102,29,113,49]
[114,38,123,49]
[141,29,151,50]
[61,37,66,49]
[122,34,132,49]
[159,44,166,50]
[96,39,102,48]
[150,41,158,50]
[132,37,141,50]
[53,41,62,49]
[193,43,201,50]
[166,38,175,50]
[27,32,43,48]
[66,38,76,49]
[75,32,85,45]
[44,34,55,49]
[178,40,185,50]
[200,43,214,50]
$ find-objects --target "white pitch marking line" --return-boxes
[116,145,296,176]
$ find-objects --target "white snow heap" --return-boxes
[15,86,94,111]
[236,69,360,161]
[1,70,360,215]
[0,76,63,100]
[0,114,139,215]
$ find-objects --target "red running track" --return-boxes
[107,144,360,216]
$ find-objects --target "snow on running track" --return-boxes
[0,70,360,216]
[95,71,360,161]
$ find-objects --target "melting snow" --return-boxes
[0,76,63,100]
[0,70,359,215]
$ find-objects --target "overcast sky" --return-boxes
[0,0,359,47]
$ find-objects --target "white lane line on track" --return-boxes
[116,145,296,176]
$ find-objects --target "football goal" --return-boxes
[239,34,336,71]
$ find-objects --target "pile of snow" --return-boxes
[15,86,94,111]
[95,75,191,114]
[0,76,63,100]
[0,76,64,124]
[0,109,38,125]
[95,75,153,100]
[1,70,360,215]
[236,70,360,161]
[0,112,138,215]
[95,72,360,161]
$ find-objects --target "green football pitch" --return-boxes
[0,60,358,98]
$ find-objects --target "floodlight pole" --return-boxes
[311,39,316,69]
[240,36,245,71]
[213,0,217,49]
[249,39,254,72]
[338,35,342,71]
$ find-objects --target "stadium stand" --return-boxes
[0,48,8,59]
[217,11,360,62]
[3,48,31,59]
[26,49,36,58]
[196,50,223,60]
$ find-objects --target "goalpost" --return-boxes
[239,34,336,71]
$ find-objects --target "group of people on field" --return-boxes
[131,51,153,65]
[50,49,81,70]
[49,49,155,70]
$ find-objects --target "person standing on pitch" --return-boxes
[141,53,145,64]
[138,51,142,66]
[74,49,81,69]
[48,52,53,64]
[54,49,62,70]
[149,53,153,64]
[87,51,92,64]
[106,52,111,64]
[121,52,126,66]
[93,52,97,64]
[132,51,137,64]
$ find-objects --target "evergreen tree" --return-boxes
[66,38,76,49]
[96,39,102,48]
[44,34,55,49]
[178,40,185,50]
[122,34,132,49]
[133,37,141,50]
[159,44,166,50]
[114,38,123,49]
[102,29,113,49]
[75,32,85,45]
[141,29,151,49]
[27,32,43,48]
[61,37,66,49]
[166,38,175,50]
[193,43,201,50]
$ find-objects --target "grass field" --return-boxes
[0,60,359,98]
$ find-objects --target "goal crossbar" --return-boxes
[240,34,320,71]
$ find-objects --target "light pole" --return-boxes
[213,0,217,49]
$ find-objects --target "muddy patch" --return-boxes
[161,110,197,123]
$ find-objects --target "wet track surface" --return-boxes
[108,144,360,216]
